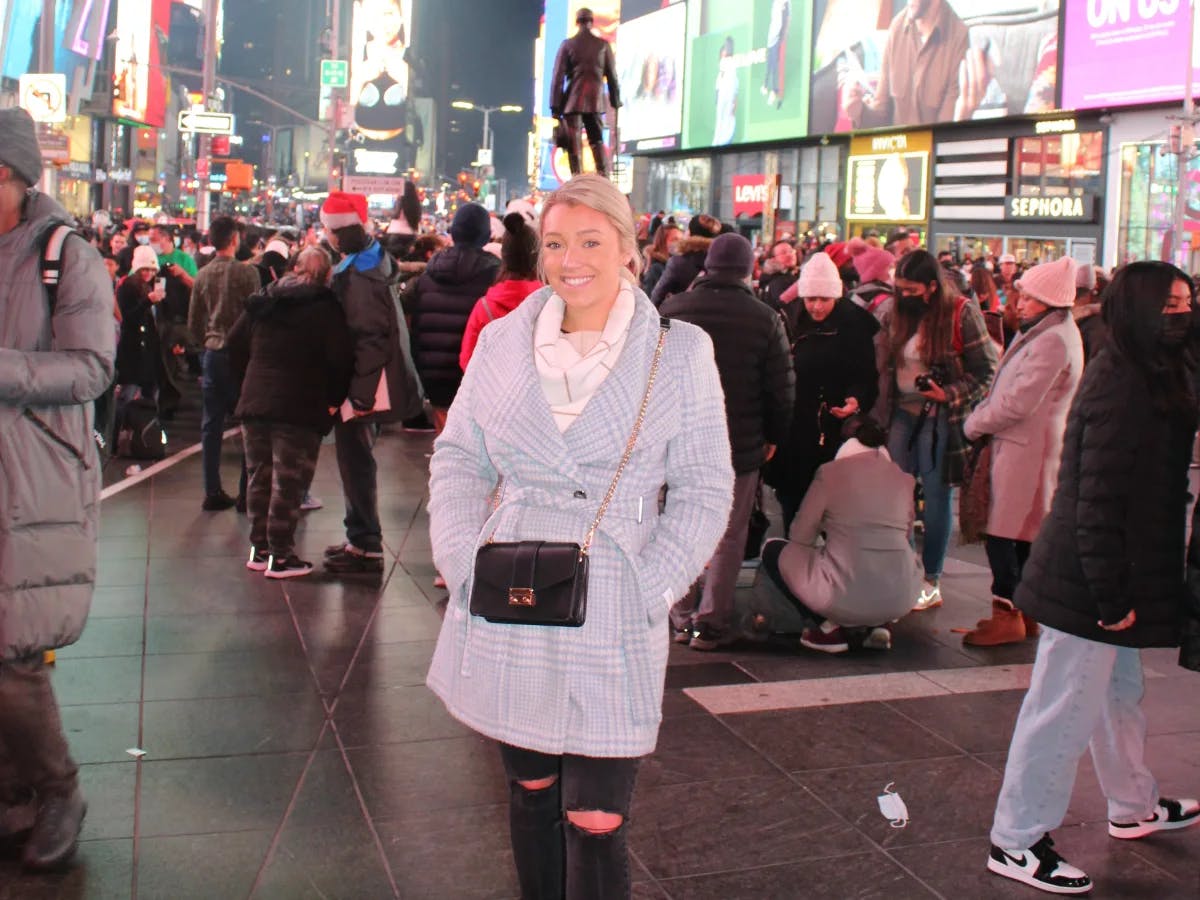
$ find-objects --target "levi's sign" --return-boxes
[178,110,235,135]
[732,175,778,217]
[1005,194,1098,222]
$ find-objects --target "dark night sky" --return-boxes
[417,0,543,198]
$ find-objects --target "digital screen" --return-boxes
[67,0,113,61]
[616,3,687,143]
[844,130,931,222]
[111,0,171,127]
[809,0,1059,133]
[682,0,812,151]
[1061,2,1199,109]
[348,0,420,178]
[4,0,87,81]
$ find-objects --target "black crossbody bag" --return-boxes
[469,318,671,626]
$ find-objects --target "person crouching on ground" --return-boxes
[227,248,355,578]
[760,420,922,653]
[985,261,1200,895]
[426,174,734,899]
[961,257,1084,647]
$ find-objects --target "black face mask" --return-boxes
[1158,312,1192,349]
[897,293,927,316]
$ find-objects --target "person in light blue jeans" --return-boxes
[985,261,1200,895]
[873,250,997,612]
[886,406,950,587]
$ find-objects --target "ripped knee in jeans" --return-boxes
[565,809,624,836]
[514,775,558,792]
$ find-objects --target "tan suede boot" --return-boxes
[963,599,1027,646]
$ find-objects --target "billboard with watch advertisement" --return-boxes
[682,0,813,151]
[112,0,172,127]
[844,130,931,222]
[809,0,1060,134]
[1061,1,1200,109]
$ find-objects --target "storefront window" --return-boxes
[1013,132,1103,198]
[647,157,712,217]
[1116,143,1197,269]
[935,235,1069,265]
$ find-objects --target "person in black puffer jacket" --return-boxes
[227,248,355,577]
[407,203,499,428]
[660,233,795,649]
[985,261,1200,897]
[649,213,721,306]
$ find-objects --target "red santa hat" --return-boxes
[320,191,369,231]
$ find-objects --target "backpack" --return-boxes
[36,223,119,462]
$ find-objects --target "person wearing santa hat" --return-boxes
[320,191,424,575]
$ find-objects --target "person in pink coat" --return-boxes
[962,256,1084,646]
[459,212,543,371]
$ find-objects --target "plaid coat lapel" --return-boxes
[472,288,584,484]
[559,299,659,463]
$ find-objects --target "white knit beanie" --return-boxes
[795,252,843,299]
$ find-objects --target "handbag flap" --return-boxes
[474,541,584,592]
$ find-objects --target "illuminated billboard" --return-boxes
[1061,3,1199,109]
[616,3,687,144]
[809,0,1059,133]
[682,0,813,151]
[844,130,931,222]
[68,0,114,61]
[4,0,90,81]
[348,0,421,180]
[112,0,171,127]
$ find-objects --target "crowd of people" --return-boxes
[3,98,1200,896]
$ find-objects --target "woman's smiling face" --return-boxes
[541,202,628,329]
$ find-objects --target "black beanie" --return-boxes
[450,203,492,249]
[501,212,539,278]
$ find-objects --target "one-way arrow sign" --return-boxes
[178,110,235,135]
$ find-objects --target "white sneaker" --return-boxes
[987,834,1091,894]
[1109,798,1200,839]
[862,627,892,650]
[913,582,942,611]
[300,492,323,511]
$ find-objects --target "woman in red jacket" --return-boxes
[460,212,543,370]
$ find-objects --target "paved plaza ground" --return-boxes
[4,428,1200,899]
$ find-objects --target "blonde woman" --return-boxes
[426,174,734,899]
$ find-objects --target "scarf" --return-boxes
[835,437,891,461]
[534,287,636,432]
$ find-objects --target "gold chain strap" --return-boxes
[581,320,670,555]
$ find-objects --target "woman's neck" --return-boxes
[561,291,618,333]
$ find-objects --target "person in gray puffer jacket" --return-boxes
[0,108,115,871]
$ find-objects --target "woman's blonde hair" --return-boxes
[539,174,642,283]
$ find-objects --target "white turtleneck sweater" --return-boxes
[534,287,636,432]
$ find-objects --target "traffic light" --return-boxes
[473,180,481,197]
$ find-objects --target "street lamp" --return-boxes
[450,100,524,155]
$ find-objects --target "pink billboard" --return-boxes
[1062,2,1198,109]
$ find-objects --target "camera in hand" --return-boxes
[914,363,951,393]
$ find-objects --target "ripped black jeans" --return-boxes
[498,742,641,900]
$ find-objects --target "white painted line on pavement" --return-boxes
[99,427,241,501]
[684,662,1169,716]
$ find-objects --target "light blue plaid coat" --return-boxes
[426,286,734,757]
